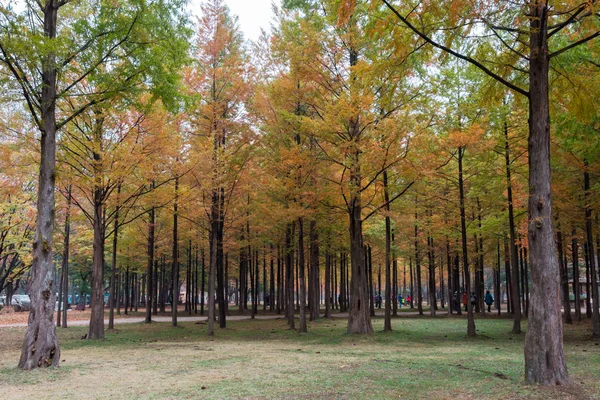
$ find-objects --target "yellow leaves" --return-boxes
[447,123,485,149]
[337,0,356,27]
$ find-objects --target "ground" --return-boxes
[1,314,599,399]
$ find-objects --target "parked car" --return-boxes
[7,294,31,311]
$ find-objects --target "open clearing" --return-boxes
[1,315,599,399]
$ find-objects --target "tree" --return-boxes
[381,0,599,385]
[0,0,189,361]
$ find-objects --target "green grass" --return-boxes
[1,315,599,399]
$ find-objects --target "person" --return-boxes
[406,295,411,305]
[454,291,460,312]
[462,292,467,311]
[470,292,477,310]
[484,290,494,312]
[376,293,382,309]
[398,294,403,308]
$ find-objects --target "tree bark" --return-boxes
[61,185,71,328]
[145,204,155,324]
[208,224,216,336]
[523,3,568,384]
[414,207,423,316]
[18,0,61,370]
[309,220,319,321]
[504,120,522,332]
[384,170,392,331]
[458,147,475,336]
[172,178,179,327]
[108,185,121,330]
[557,225,572,324]
[298,218,307,332]
[88,183,106,339]
[286,224,295,329]
[584,165,599,337]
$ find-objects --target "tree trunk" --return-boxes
[145,205,155,324]
[458,146,476,336]
[325,250,332,318]
[557,225,572,324]
[109,185,121,330]
[584,165,599,337]
[286,224,295,329]
[504,119,522,333]
[270,244,275,312]
[172,178,179,327]
[124,265,129,316]
[201,249,206,316]
[61,185,71,328]
[309,220,319,321]
[208,224,216,336]
[384,170,392,331]
[447,239,453,315]
[18,0,61,370]
[88,182,106,340]
[415,208,423,316]
[523,3,568,384]
[277,246,282,314]
[368,246,375,317]
[298,218,307,332]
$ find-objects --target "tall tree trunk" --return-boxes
[496,240,501,315]
[504,119,522,333]
[368,246,375,317]
[447,239,453,315]
[61,185,71,328]
[572,231,581,321]
[325,250,332,318]
[392,231,398,316]
[172,178,179,327]
[345,42,372,334]
[19,0,61,370]
[270,245,275,312]
[557,224,572,324]
[334,255,338,310]
[249,247,255,319]
[427,234,436,317]
[208,225,216,336]
[88,184,105,339]
[409,257,414,309]
[286,224,295,329]
[201,249,206,316]
[309,220,319,321]
[124,265,129,316]
[414,208,423,316]
[458,146,476,336]
[523,3,568,384]
[145,205,155,324]
[263,249,267,311]
[108,185,121,330]
[585,242,592,318]
[584,164,599,337]
[195,247,199,314]
[298,218,307,332]
[384,170,392,330]
[504,235,512,314]
[277,246,282,314]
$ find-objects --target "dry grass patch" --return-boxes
[0,317,598,399]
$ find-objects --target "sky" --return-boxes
[8,0,281,43]
[189,0,281,42]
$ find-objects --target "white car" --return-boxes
[11,294,31,311]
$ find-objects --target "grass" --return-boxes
[1,314,599,399]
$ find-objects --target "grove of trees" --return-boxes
[1,0,598,387]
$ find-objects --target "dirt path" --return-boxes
[0,309,431,328]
